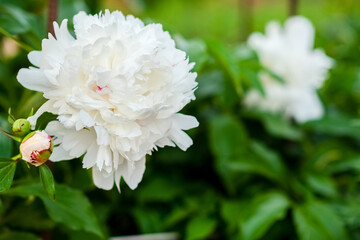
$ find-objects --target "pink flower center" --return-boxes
[30,150,40,163]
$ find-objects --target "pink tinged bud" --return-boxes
[20,131,54,166]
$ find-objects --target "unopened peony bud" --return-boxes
[12,119,31,137]
[20,131,54,166]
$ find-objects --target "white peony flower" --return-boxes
[243,16,334,123]
[17,10,198,190]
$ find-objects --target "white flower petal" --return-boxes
[53,19,74,43]
[50,145,74,161]
[169,128,193,151]
[17,68,53,92]
[173,113,199,130]
[115,168,121,192]
[96,145,112,171]
[92,167,114,190]
[79,109,95,127]
[94,125,109,146]
[244,16,333,123]
[119,157,146,190]
[284,16,314,50]
[28,51,42,66]
[83,142,99,169]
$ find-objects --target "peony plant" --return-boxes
[1,1,358,239]
[16,10,199,191]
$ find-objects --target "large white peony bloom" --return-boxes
[17,10,198,190]
[243,16,333,123]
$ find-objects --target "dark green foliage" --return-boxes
[0,0,360,239]
[6,183,103,238]
[0,158,16,192]
[39,164,56,200]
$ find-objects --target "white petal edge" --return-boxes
[92,167,114,190]
[17,68,53,92]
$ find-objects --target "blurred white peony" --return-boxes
[244,16,334,123]
[17,10,198,190]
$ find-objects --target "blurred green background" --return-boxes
[1,0,360,239]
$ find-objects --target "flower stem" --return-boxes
[47,0,58,35]
[11,153,21,161]
[289,0,298,16]
[0,27,34,52]
[238,0,254,41]
[0,128,22,142]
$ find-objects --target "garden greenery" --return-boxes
[0,0,360,240]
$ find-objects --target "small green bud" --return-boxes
[20,131,54,167]
[12,119,31,137]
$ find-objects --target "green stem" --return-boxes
[11,153,21,161]
[0,27,34,52]
[0,128,22,142]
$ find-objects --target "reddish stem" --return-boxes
[47,0,58,35]
[289,0,298,16]
[239,0,254,41]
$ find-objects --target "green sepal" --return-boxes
[0,128,22,142]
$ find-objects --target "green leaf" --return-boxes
[195,70,224,99]
[35,112,58,130]
[327,156,360,173]
[175,36,208,72]
[6,183,103,237]
[262,113,302,140]
[27,108,34,118]
[0,116,14,156]
[0,4,42,50]
[59,0,89,26]
[221,200,245,234]
[8,108,15,124]
[133,208,162,233]
[248,141,287,180]
[209,115,287,187]
[217,140,287,184]
[0,231,41,240]
[243,69,265,96]
[209,114,247,159]
[16,92,46,118]
[330,200,360,230]
[293,201,348,240]
[0,158,16,192]
[209,114,248,191]
[137,177,181,202]
[0,4,35,34]
[206,39,243,96]
[304,141,348,171]
[5,202,55,230]
[240,192,290,240]
[304,173,337,197]
[164,205,197,229]
[0,128,22,142]
[185,215,217,240]
[304,114,360,139]
[39,164,56,200]
[244,110,302,140]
